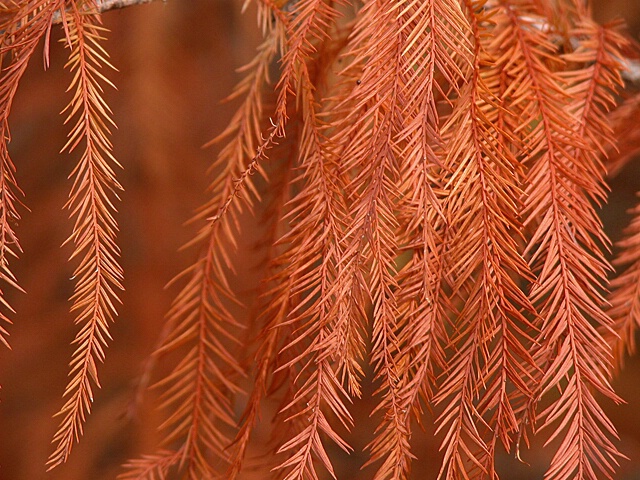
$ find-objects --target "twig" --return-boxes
[0,0,160,33]
[85,0,159,14]
[52,0,160,24]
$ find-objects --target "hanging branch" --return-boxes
[503,5,625,479]
[48,0,123,469]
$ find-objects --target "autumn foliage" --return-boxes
[2,0,640,479]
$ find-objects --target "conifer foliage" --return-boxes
[1,0,640,479]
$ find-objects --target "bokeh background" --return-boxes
[0,1,638,479]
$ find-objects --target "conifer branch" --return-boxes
[269,37,355,480]
[433,2,538,477]
[48,0,123,469]
[206,0,341,229]
[389,0,469,468]
[334,0,412,475]
[499,5,624,478]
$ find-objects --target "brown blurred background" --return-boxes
[0,1,638,479]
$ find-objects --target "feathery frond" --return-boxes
[561,21,630,375]
[329,0,431,475]
[433,2,538,478]
[501,7,625,479]
[48,0,123,469]
[267,24,355,480]
[383,0,470,474]
[338,29,407,480]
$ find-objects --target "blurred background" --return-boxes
[0,0,638,479]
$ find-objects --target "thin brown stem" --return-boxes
[51,0,158,24]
